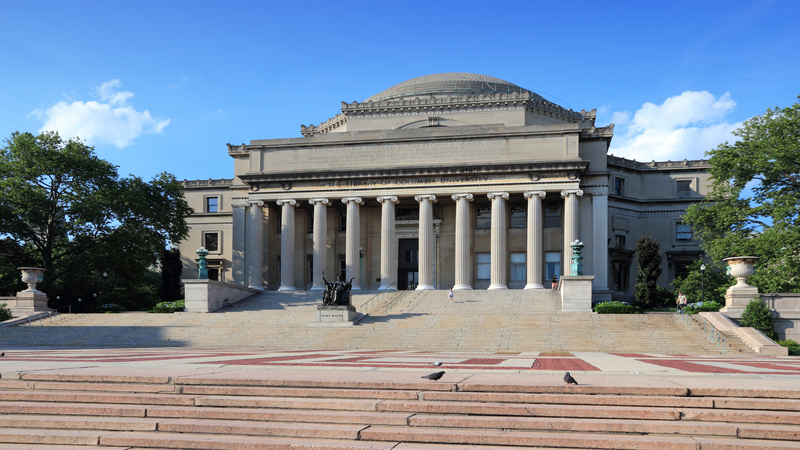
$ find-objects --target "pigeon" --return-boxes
[0,352,4,357]
[422,371,445,382]
[563,371,578,385]
[432,361,443,367]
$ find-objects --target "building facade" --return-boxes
[179,73,709,301]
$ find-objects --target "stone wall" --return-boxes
[183,280,260,313]
[761,293,800,342]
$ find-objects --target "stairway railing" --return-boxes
[678,312,727,352]
[359,283,396,313]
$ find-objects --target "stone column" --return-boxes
[487,192,509,290]
[451,193,473,290]
[591,191,609,291]
[245,200,264,290]
[342,197,364,290]
[377,196,399,290]
[415,194,437,290]
[524,190,546,289]
[561,189,583,272]
[308,198,329,291]
[277,199,297,291]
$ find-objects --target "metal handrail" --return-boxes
[359,283,396,313]
[680,311,727,352]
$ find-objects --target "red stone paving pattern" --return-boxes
[637,359,749,373]
[732,362,800,371]
[532,358,600,371]
[457,358,506,365]
[538,352,574,357]
[610,353,652,358]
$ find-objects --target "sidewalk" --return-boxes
[2,347,799,393]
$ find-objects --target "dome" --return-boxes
[366,72,546,102]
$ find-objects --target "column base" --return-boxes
[416,284,435,290]
[247,285,265,291]
[278,286,297,291]
[488,284,508,290]
[310,285,325,291]
[350,285,362,291]
[378,285,397,291]
[452,284,473,290]
[524,284,544,289]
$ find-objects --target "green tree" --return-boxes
[671,261,733,305]
[683,97,800,294]
[158,247,183,302]
[633,236,665,308]
[740,299,778,341]
[0,131,193,310]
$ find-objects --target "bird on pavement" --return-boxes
[432,361,442,367]
[563,372,578,385]
[0,352,4,357]
[422,371,445,382]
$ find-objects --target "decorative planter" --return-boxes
[17,267,46,293]
[722,256,759,288]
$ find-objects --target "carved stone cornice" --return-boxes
[414,194,437,203]
[376,196,399,204]
[451,193,474,202]
[308,198,330,205]
[523,190,547,199]
[341,197,364,205]
[487,192,510,200]
[607,155,710,172]
[276,199,297,207]
[301,112,347,137]
[181,178,234,189]
[560,189,584,198]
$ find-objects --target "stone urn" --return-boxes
[723,256,759,288]
[17,267,46,293]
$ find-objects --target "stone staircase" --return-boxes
[0,290,753,354]
[0,372,799,449]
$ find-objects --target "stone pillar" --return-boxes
[524,190,546,289]
[308,198,329,291]
[415,194,437,290]
[377,196,399,290]
[487,192,509,290]
[451,193,474,290]
[342,197,364,290]
[231,203,246,286]
[245,200,265,290]
[591,191,609,291]
[277,199,297,291]
[561,189,583,273]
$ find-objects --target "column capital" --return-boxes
[276,199,297,207]
[308,198,330,205]
[244,200,264,207]
[487,192,509,200]
[376,195,399,204]
[523,190,547,199]
[451,193,474,201]
[414,194,437,203]
[341,197,364,205]
[560,189,584,198]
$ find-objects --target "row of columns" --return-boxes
[244,189,586,291]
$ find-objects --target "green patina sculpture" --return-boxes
[196,247,209,280]
[570,240,584,276]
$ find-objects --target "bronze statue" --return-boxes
[321,272,354,306]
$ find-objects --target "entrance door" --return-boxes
[398,238,419,290]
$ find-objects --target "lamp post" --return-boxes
[700,263,706,303]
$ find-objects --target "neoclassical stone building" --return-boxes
[179,73,709,301]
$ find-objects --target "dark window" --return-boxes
[339,211,347,232]
[204,233,218,252]
[338,254,346,280]
[307,211,314,233]
[675,262,691,280]
[615,235,626,249]
[612,261,630,292]
[614,178,625,196]
[476,208,491,229]
[545,252,561,287]
[510,253,526,281]
[676,223,693,241]
[677,180,692,198]
[510,206,526,228]
[276,214,282,234]
[307,254,313,284]
[476,253,491,281]
[207,268,219,281]
[545,204,561,228]
[206,197,218,213]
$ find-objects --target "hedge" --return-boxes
[594,301,641,314]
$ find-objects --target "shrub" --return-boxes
[150,299,185,313]
[0,302,12,321]
[100,303,126,313]
[594,301,641,314]
[683,300,723,314]
[740,299,778,341]
[778,340,800,356]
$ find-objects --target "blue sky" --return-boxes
[1,0,798,182]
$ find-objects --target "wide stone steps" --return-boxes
[0,375,799,448]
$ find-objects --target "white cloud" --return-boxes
[36,80,170,148]
[609,91,741,162]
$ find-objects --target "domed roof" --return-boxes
[366,72,546,102]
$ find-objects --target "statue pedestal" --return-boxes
[559,275,595,313]
[8,290,51,318]
[309,305,361,327]
[720,286,760,319]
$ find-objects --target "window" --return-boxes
[307,211,314,233]
[206,197,218,213]
[545,204,561,228]
[677,180,692,198]
[614,235,626,249]
[614,178,625,196]
[676,223,693,241]
[612,261,629,292]
[207,268,219,281]
[510,206,526,228]
[204,232,219,252]
[510,252,526,282]
[405,248,417,263]
[545,252,561,286]
[338,254,346,280]
[674,262,691,280]
[276,255,281,284]
[307,255,313,284]
[476,208,491,229]
[476,253,491,281]
[339,211,347,232]
[276,214,282,234]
